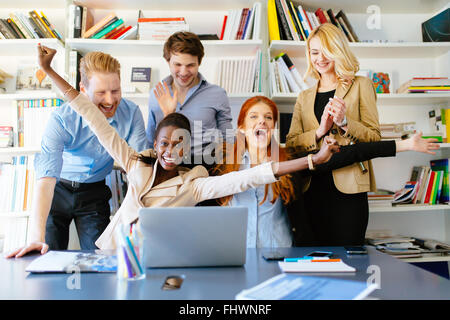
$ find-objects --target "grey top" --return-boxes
[1,247,449,300]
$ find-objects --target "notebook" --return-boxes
[278,259,356,273]
[25,251,117,273]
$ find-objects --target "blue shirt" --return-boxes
[146,73,233,157]
[35,98,148,183]
[230,152,293,248]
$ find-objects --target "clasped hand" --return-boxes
[316,96,347,139]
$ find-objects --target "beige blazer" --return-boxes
[69,93,277,250]
[286,76,380,194]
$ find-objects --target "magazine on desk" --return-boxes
[236,274,377,300]
[25,251,117,273]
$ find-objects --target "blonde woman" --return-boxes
[286,23,380,246]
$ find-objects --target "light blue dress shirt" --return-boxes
[34,98,148,183]
[230,152,293,248]
[146,73,233,157]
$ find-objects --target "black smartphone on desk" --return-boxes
[262,251,285,261]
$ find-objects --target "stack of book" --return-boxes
[267,0,359,42]
[138,17,188,41]
[368,190,395,207]
[216,50,262,94]
[393,162,450,206]
[366,236,422,259]
[0,10,62,41]
[380,122,416,140]
[219,2,261,40]
[68,6,136,40]
[0,155,35,213]
[15,99,63,148]
[397,77,450,93]
[269,52,309,94]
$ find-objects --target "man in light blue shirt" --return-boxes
[146,32,233,166]
[10,51,148,257]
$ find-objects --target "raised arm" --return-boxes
[193,141,340,202]
[37,44,139,172]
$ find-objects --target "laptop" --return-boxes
[138,207,248,268]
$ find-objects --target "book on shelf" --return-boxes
[216,50,262,94]
[0,155,35,214]
[82,11,117,39]
[430,158,450,203]
[269,2,359,43]
[220,2,260,41]
[14,99,63,148]
[116,25,137,40]
[128,67,152,93]
[138,17,188,41]
[0,11,61,40]
[0,126,14,148]
[397,77,450,93]
[422,7,450,42]
[68,50,82,91]
[368,189,395,207]
[269,52,308,95]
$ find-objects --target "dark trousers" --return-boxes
[45,179,112,250]
[303,171,369,246]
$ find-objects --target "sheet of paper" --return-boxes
[26,251,79,273]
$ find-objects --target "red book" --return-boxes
[105,25,125,39]
[110,25,131,39]
[219,15,228,40]
[315,8,328,24]
[424,171,436,204]
[235,8,249,40]
[103,24,124,39]
[302,7,313,31]
[137,17,185,23]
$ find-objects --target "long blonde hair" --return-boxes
[304,23,359,84]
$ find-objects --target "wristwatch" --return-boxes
[338,115,347,127]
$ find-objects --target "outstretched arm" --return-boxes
[314,132,439,172]
[193,140,340,202]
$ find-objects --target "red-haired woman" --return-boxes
[212,96,439,248]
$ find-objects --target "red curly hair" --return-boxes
[212,96,295,206]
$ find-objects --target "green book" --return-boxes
[431,171,442,204]
[91,18,123,39]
